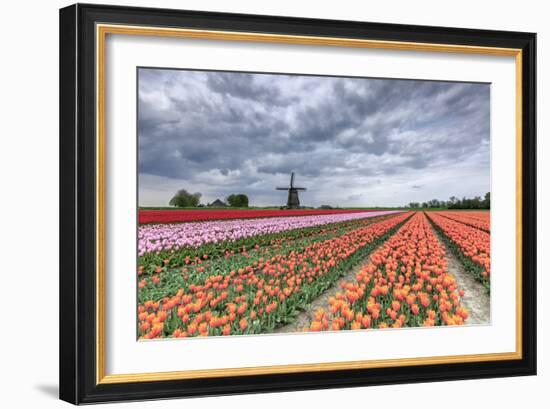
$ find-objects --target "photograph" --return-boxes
[136,68,492,339]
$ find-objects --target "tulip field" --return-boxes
[137,209,490,339]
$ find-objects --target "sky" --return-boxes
[138,68,490,207]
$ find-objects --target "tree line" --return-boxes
[169,189,249,208]
[407,192,490,209]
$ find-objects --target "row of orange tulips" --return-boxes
[308,212,469,331]
[434,211,490,232]
[426,212,490,289]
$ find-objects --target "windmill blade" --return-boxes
[276,187,289,190]
[290,172,295,188]
[295,187,307,191]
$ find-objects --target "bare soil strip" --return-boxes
[274,249,375,333]
[430,223,491,325]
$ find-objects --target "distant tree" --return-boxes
[226,193,249,207]
[169,189,202,207]
[405,193,490,210]
[428,199,441,208]
[447,196,458,209]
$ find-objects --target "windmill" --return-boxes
[276,172,307,208]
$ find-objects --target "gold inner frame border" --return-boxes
[95,23,523,385]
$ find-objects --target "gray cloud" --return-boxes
[138,68,490,207]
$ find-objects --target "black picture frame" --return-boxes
[59,3,537,404]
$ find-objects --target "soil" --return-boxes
[432,227,491,325]
[274,253,373,333]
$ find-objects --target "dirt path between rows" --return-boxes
[274,251,375,334]
[431,225,491,325]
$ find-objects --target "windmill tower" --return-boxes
[276,172,307,208]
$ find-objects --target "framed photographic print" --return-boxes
[59,3,537,404]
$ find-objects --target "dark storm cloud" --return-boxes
[138,68,490,207]
[205,72,287,105]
